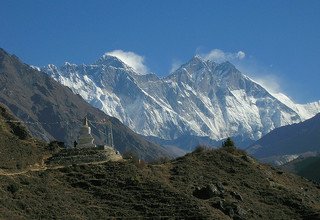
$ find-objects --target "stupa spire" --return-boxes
[77,116,96,148]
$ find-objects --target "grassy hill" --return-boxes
[0,104,51,170]
[1,146,320,219]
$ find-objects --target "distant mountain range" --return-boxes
[248,112,320,164]
[281,152,320,183]
[44,53,320,147]
[0,48,171,161]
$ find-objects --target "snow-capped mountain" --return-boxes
[43,54,320,146]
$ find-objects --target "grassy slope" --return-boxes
[0,105,49,170]
[1,148,320,219]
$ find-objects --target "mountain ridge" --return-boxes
[248,113,320,160]
[44,53,320,147]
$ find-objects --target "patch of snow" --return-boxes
[30,65,41,72]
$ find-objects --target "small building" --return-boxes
[45,116,122,167]
[77,116,96,148]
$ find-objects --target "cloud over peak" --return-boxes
[105,50,148,74]
[201,49,246,63]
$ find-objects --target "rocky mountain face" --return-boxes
[0,48,170,161]
[44,54,320,147]
[248,113,320,163]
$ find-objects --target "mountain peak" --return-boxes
[0,48,20,63]
[193,54,203,60]
[63,62,77,67]
[184,55,219,69]
[0,48,6,55]
[43,50,320,148]
[95,54,128,69]
[188,55,205,64]
[179,55,207,70]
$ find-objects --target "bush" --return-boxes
[7,183,19,194]
[122,151,139,162]
[221,137,238,154]
[193,145,210,153]
[221,137,235,148]
[16,162,23,170]
[151,157,171,165]
[47,141,64,153]
[134,159,146,169]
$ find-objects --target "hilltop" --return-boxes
[1,145,320,219]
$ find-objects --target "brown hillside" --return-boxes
[0,104,48,170]
[0,147,319,219]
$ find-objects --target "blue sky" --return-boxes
[1,0,319,103]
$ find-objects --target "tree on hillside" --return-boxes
[222,137,235,149]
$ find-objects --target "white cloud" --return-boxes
[201,49,246,63]
[169,59,183,73]
[105,50,148,74]
[203,51,283,94]
[236,62,282,94]
[237,51,246,60]
[253,75,281,93]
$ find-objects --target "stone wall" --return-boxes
[46,147,122,167]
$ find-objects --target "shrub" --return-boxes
[193,145,210,153]
[16,162,23,170]
[134,159,146,169]
[220,137,238,154]
[47,141,64,153]
[122,151,139,162]
[221,137,235,148]
[151,157,171,165]
[7,183,19,194]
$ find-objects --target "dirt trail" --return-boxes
[0,159,123,176]
[0,166,50,176]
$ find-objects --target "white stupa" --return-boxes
[77,116,96,148]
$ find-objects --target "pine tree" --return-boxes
[222,137,235,148]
